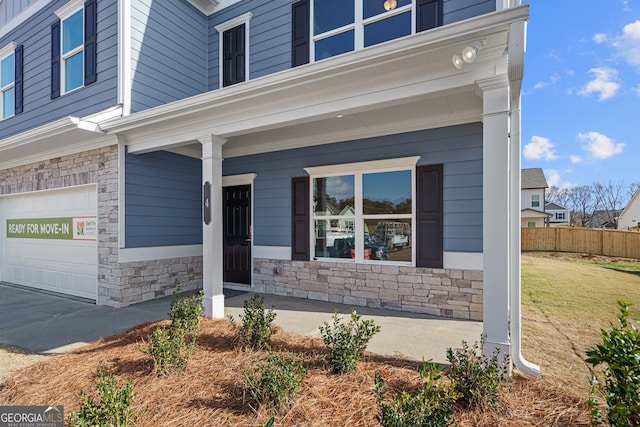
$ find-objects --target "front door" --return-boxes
[223,185,251,284]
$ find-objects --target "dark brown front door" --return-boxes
[223,185,251,284]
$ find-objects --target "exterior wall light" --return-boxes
[384,0,397,11]
[452,40,485,69]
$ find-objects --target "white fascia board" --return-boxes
[186,0,242,16]
[100,6,529,137]
[0,0,53,39]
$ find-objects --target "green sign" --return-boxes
[7,218,75,240]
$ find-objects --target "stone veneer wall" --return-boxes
[253,258,483,321]
[0,146,202,307]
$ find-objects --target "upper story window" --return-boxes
[292,0,442,66]
[531,194,540,208]
[51,0,97,99]
[556,212,565,220]
[0,42,22,119]
[215,13,252,88]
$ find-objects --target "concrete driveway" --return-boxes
[0,282,482,363]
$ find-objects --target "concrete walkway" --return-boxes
[0,283,482,364]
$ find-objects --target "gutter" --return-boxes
[508,16,540,377]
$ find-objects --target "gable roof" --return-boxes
[521,168,549,189]
[545,201,568,210]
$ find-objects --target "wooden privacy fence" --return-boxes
[522,227,640,259]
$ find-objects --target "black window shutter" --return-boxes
[291,0,310,67]
[291,176,310,261]
[416,0,442,32]
[51,20,61,99]
[416,164,443,268]
[222,24,245,87]
[84,0,98,85]
[14,45,24,114]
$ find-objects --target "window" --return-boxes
[531,194,540,208]
[215,13,252,88]
[291,0,442,65]
[51,0,97,98]
[0,48,15,119]
[307,158,418,264]
[292,160,442,267]
[527,222,536,228]
[0,42,22,119]
[556,212,565,220]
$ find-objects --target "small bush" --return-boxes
[244,353,307,414]
[140,288,203,376]
[375,363,459,427]
[230,294,277,351]
[319,310,380,374]
[141,325,195,376]
[446,336,509,409]
[170,288,204,341]
[68,367,142,427]
[586,299,640,427]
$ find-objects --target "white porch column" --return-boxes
[200,135,227,318]
[477,77,512,365]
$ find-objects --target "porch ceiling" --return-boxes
[101,6,528,158]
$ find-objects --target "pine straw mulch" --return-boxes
[0,319,593,426]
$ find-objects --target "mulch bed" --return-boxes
[0,319,593,426]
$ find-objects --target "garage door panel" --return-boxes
[1,186,98,300]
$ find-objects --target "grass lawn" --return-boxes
[521,252,640,398]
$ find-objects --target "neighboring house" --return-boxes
[618,188,640,231]
[545,201,570,226]
[0,1,536,373]
[590,210,621,229]
[521,168,549,227]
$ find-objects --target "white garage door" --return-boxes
[0,185,98,300]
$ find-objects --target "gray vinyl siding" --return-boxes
[0,0,119,140]
[130,0,208,112]
[0,0,36,26]
[125,150,202,248]
[223,123,483,253]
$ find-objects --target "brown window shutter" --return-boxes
[416,164,443,268]
[291,176,310,261]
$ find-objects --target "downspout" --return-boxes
[508,16,540,377]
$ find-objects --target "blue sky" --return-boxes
[521,0,640,189]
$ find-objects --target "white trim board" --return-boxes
[0,0,53,39]
[118,244,203,263]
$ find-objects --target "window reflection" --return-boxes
[364,219,411,262]
[364,11,411,47]
[363,170,411,214]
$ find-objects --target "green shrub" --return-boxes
[141,325,195,376]
[445,336,509,409]
[140,288,202,376]
[586,299,640,427]
[243,353,307,414]
[230,294,277,351]
[170,288,204,341]
[68,367,142,427]
[319,310,380,374]
[375,363,459,427]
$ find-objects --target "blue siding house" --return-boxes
[0,0,537,375]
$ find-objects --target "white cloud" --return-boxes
[634,84,640,96]
[533,73,560,90]
[544,169,561,187]
[593,33,608,44]
[570,155,583,164]
[523,136,559,161]
[577,131,625,159]
[578,67,621,100]
[611,20,640,68]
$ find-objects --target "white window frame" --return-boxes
[56,0,85,95]
[0,42,16,120]
[305,156,420,265]
[310,0,416,62]
[531,194,540,208]
[215,12,252,88]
